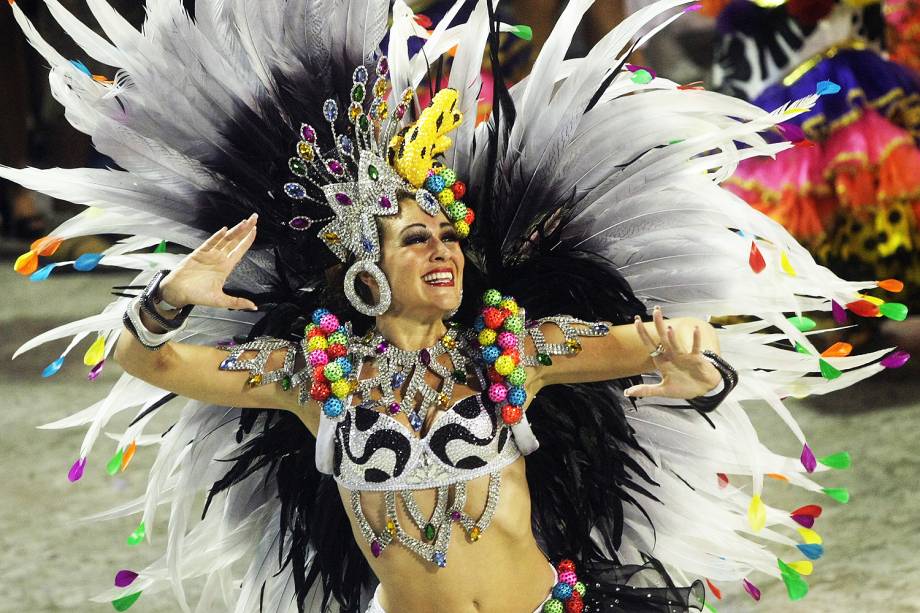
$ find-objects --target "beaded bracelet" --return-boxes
[686,350,738,412]
[543,559,587,613]
[122,295,186,350]
[139,270,193,331]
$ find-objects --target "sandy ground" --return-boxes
[2,264,920,613]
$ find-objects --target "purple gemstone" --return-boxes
[378,195,392,209]
[450,511,461,521]
[289,216,313,231]
[335,192,353,206]
[394,105,406,120]
[371,540,382,557]
[377,56,389,76]
[389,402,401,414]
[301,123,316,143]
[327,160,344,175]
[376,341,389,353]
[419,349,431,365]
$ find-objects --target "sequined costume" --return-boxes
[707,0,920,307]
[4,0,909,611]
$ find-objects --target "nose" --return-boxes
[430,234,451,261]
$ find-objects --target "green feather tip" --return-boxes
[106,450,124,476]
[823,487,850,504]
[795,342,812,355]
[788,316,817,332]
[819,358,842,380]
[154,240,167,253]
[111,591,142,611]
[778,560,809,600]
[818,451,851,469]
[704,603,719,613]
[510,25,533,41]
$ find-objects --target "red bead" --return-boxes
[327,343,347,359]
[313,365,328,384]
[452,181,466,199]
[501,404,522,425]
[501,348,521,365]
[306,327,326,339]
[564,592,584,613]
[310,381,331,401]
[487,367,504,383]
[557,559,576,574]
[482,307,506,330]
[464,208,475,225]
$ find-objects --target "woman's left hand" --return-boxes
[624,307,722,399]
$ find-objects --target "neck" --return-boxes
[374,312,448,350]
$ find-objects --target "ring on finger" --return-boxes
[649,343,665,358]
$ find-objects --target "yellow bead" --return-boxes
[322,232,340,244]
[565,339,582,354]
[454,220,470,239]
[498,298,518,315]
[437,189,455,206]
[478,329,497,346]
[307,336,329,352]
[442,335,457,349]
[494,355,515,376]
[297,141,315,161]
[247,374,263,387]
[386,520,396,536]
[331,379,351,398]
[469,526,481,542]
[438,392,450,407]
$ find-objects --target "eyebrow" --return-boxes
[399,222,454,236]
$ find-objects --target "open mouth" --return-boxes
[422,270,455,287]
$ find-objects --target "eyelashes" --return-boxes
[402,231,459,246]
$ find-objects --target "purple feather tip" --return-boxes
[115,570,138,588]
[67,458,87,482]
[881,350,910,369]
[801,443,817,473]
[88,359,106,381]
[831,300,847,325]
[742,579,761,601]
[791,514,815,528]
[684,3,702,12]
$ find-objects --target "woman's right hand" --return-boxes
[159,214,259,310]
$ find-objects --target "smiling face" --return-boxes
[361,197,464,320]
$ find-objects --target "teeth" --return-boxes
[422,272,453,283]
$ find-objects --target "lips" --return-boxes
[422,268,454,286]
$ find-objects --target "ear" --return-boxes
[359,270,379,291]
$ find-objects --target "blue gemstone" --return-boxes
[362,237,374,253]
[338,134,353,155]
[353,65,368,83]
[432,551,447,567]
[323,99,338,122]
[284,182,307,200]
[409,413,423,431]
[594,324,609,334]
[390,373,406,389]
[219,359,235,369]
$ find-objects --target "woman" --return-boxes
[5,0,900,611]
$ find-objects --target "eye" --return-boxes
[441,230,460,242]
[403,231,430,246]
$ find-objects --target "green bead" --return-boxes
[482,289,502,306]
[452,369,467,384]
[281,376,292,391]
[440,168,457,186]
[542,599,563,613]
[537,353,553,366]
[368,164,379,181]
[507,366,527,386]
[106,450,124,476]
[127,521,146,546]
[631,69,653,85]
[447,201,467,221]
[112,592,143,611]
[424,523,436,541]
[573,581,586,597]
[328,331,348,346]
[351,83,365,102]
[503,315,524,334]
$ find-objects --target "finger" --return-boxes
[219,293,258,311]
[624,382,664,398]
[198,227,228,253]
[634,315,658,351]
[216,215,254,251]
[227,226,257,261]
[667,325,682,355]
[691,325,702,355]
[653,306,672,353]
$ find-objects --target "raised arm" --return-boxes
[114,215,319,434]
[527,306,724,400]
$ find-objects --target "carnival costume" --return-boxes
[708,0,920,306]
[3,0,911,611]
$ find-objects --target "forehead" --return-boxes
[384,197,449,231]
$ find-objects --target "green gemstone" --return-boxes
[452,369,466,384]
[281,376,292,391]
[368,164,379,181]
[359,114,370,131]
[424,523,436,541]
[537,353,553,366]
[351,83,365,103]
[288,157,307,177]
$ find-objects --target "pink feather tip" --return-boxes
[791,514,815,528]
[684,3,702,12]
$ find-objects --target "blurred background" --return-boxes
[2,1,920,611]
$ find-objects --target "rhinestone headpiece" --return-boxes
[283,56,474,270]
